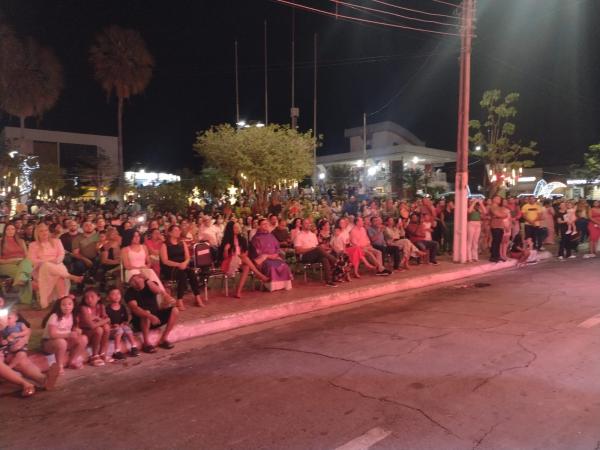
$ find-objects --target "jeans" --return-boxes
[490,228,504,260]
[373,244,401,270]
[415,240,438,263]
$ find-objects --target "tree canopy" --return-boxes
[194,123,315,212]
[469,89,538,196]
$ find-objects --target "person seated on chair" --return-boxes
[160,225,205,309]
[0,223,33,305]
[218,221,269,299]
[272,218,292,248]
[368,216,402,271]
[293,218,339,287]
[250,219,293,291]
[71,221,100,279]
[28,224,83,309]
[122,230,165,291]
[124,273,179,354]
[349,217,391,276]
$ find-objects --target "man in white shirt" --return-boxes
[293,218,339,287]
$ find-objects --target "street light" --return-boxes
[475,145,482,151]
[318,172,326,180]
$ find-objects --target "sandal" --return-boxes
[100,353,114,364]
[90,355,105,367]
[21,383,36,398]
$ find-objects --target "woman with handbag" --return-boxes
[218,221,268,299]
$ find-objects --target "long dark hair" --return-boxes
[41,295,78,329]
[218,221,248,262]
[0,223,25,258]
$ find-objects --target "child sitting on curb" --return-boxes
[106,288,140,360]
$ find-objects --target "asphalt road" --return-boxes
[4,258,600,450]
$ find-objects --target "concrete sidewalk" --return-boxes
[23,253,552,371]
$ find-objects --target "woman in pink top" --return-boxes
[27,224,83,309]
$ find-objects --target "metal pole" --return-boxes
[453,0,475,263]
[264,20,269,125]
[235,40,240,124]
[362,112,367,188]
[313,33,318,185]
[290,10,299,129]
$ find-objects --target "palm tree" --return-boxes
[0,25,63,143]
[89,25,154,202]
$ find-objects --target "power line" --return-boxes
[430,0,462,9]
[367,40,447,117]
[367,0,460,20]
[273,0,466,37]
[329,0,461,27]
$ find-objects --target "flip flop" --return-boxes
[21,384,36,398]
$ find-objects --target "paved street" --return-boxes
[4,258,600,450]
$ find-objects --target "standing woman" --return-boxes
[218,221,269,298]
[557,202,575,259]
[0,223,33,305]
[542,200,556,245]
[575,200,590,243]
[466,198,486,262]
[27,224,83,309]
[160,225,204,308]
[586,200,600,257]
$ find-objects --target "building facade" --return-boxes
[316,121,456,196]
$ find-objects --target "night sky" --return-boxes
[1,0,598,174]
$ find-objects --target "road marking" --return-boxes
[578,314,600,328]
[334,427,392,450]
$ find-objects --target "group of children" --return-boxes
[0,285,145,396]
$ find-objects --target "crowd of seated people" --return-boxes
[1,192,600,397]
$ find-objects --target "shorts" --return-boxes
[110,324,134,339]
[131,307,174,332]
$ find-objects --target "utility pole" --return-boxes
[234,40,240,124]
[264,20,269,125]
[290,10,299,129]
[313,33,318,185]
[453,0,475,263]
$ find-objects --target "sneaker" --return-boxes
[375,270,388,276]
[113,351,126,360]
[129,347,140,357]
[326,281,338,287]
[568,255,577,259]
[430,261,439,265]
[565,230,572,235]
[557,256,564,260]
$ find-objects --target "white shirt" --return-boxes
[293,230,319,249]
[43,313,73,339]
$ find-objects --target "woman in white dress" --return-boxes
[121,230,165,291]
[27,224,83,309]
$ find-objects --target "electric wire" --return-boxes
[273,0,466,37]
[329,0,461,27]
[430,0,462,9]
[367,0,460,20]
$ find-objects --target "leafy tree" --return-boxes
[89,25,154,202]
[0,25,63,142]
[326,164,358,198]
[194,124,314,213]
[469,90,538,197]
[197,167,231,199]
[571,143,600,197]
[31,163,65,197]
[137,182,189,214]
[68,148,115,200]
[403,168,425,199]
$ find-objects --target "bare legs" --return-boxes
[42,335,88,373]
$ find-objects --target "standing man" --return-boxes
[521,196,544,250]
[489,196,509,262]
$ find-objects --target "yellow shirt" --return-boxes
[521,203,543,226]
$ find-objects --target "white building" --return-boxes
[2,126,119,178]
[316,121,456,194]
